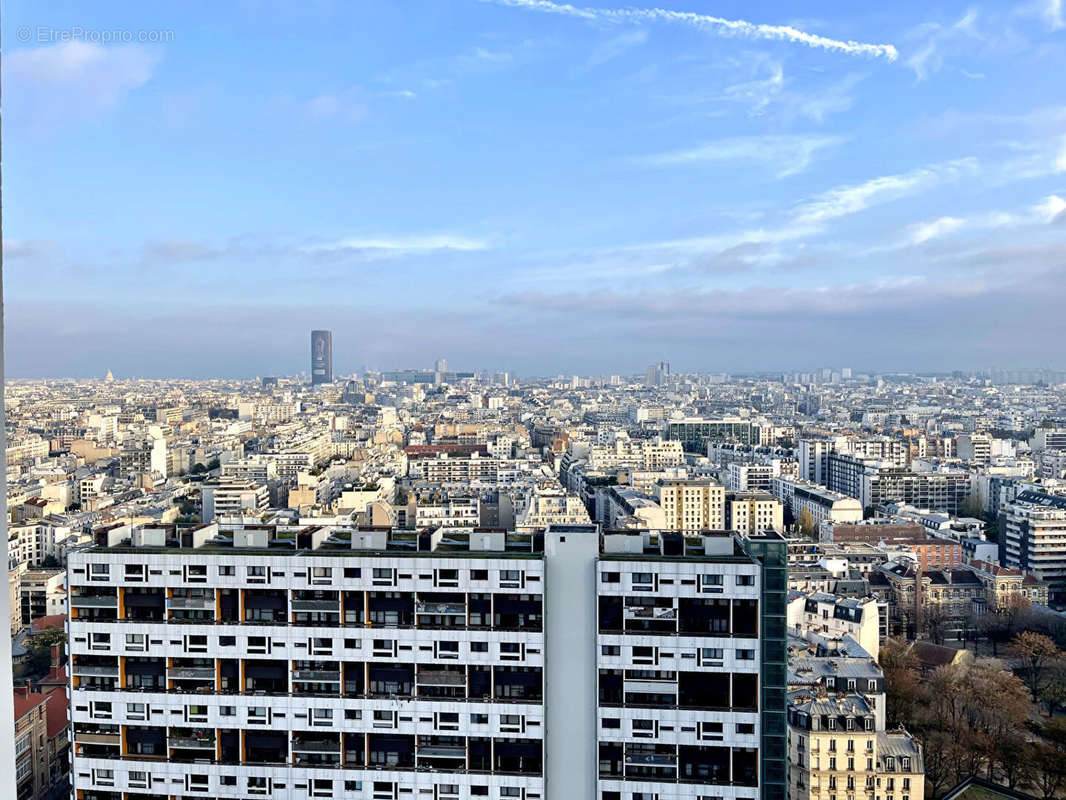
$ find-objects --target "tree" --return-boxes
[880,639,921,727]
[24,628,66,676]
[1007,630,1061,700]
[977,595,1033,655]
[991,733,1034,789]
[924,603,950,645]
[908,663,1033,795]
[1043,716,1066,751]
[1039,658,1066,717]
[191,463,207,474]
[960,494,986,520]
[1031,743,1066,800]
[797,508,816,538]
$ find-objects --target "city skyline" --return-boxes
[4,0,1066,377]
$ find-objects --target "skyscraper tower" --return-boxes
[310,330,333,384]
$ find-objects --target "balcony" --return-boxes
[71,595,118,607]
[73,664,119,677]
[417,669,466,686]
[416,602,465,615]
[75,732,121,745]
[294,669,342,682]
[292,599,341,612]
[170,736,216,749]
[624,605,676,620]
[625,752,677,768]
[170,596,214,610]
[292,739,341,753]
[170,667,215,680]
[418,744,466,758]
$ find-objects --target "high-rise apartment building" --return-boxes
[1000,490,1066,602]
[311,330,333,385]
[655,479,725,531]
[66,521,787,800]
[725,492,784,535]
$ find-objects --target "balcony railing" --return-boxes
[418,745,466,758]
[292,740,341,753]
[75,732,121,745]
[292,600,341,612]
[416,602,465,615]
[170,667,215,680]
[417,671,466,686]
[170,737,216,749]
[294,670,342,682]
[170,597,215,610]
[73,664,119,676]
[71,595,118,607]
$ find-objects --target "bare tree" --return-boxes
[1007,631,1061,700]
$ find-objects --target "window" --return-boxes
[501,714,522,731]
[600,571,620,583]
[218,565,235,576]
[736,574,755,586]
[601,718,620,729]
[471,569,488,580]
[345,710,362,720]
[89,563,110,581]
[220,706,236,717]
[601,645,620,656]
[471,641,488,652]
[736,723,755,734]
[344,567,361,578]
[126,703,146,721]
[470,713,489,724]
[219,636,236,646]
[737,649,756,660]
[90,701,112,719]
[129,771,148,789]
[701,647,724,662]
[312,708,333,726]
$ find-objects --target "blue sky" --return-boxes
[4,0,1066,378]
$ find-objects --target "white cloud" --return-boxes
[6,41,160,126]
[1056,136,1066,172]
[1025,0,1066,30]
[639,134,845,178]
[793,158,978,225]
[908,216,967,244]
[586,30,648,68]
[482,0,898,60]
[305,235,490,256]
[900,194,1066,246]
[711,57,864,123]
[1036,194,1066,222]
[1047,0,1066,30]
[905,9,984,80]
